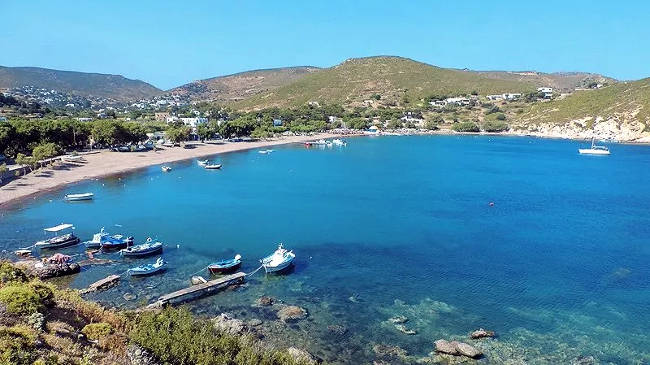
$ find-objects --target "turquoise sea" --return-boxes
[1,135,649,364]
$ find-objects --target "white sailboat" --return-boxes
[579,137,610,155]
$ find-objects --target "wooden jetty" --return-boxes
[80,274,121,294]
[146,272,246,309]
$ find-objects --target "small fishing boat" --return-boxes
[161,166,172,172]
[315,139,327,145]
[260,243,295,273]
[197,159,209,166]
[579,137,610,155]
[332,138,347,146]
[100,234,134,250]
[258,149,274,154]
[120,238,163,257]
[203,163,222,169]
[208,254,242,274]
[83,227,133,248]
[64,192,94,201]
[127,257,166,276]
[35,224,80,249]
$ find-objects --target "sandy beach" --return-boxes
[0,133,340,208]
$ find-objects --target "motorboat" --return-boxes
[83,227,133,249]
[161,166,172,172]
[208,254,242,274]
[332,139,347,146]
[260,243,295,273]
[120,239,163,257]
[127,257,166,276]
[34,224,80,249]
[204,163,222,169]
[100,234,134,250]
[579,137,610,155]
[197,159,209,166]
[64,192,94,201]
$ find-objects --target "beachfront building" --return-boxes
[537,87,553,99]
[401,111,424,123]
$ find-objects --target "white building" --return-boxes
[486,95,503,101]
[537,87,553,99]
[445,97,471,106]
[180,117,208,128]
[503,93,522,101]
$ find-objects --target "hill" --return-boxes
[0,66,161,101]
[235,56,537,109]
[510,78,650,141]
[471,70,616,92]
[169,66,320,102]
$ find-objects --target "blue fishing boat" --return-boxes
[127,257,166,276]
[208,254,242,274]
[260,243,295,273]
[100,234,134,250]
[120,239,163,257]
[84,228,133,249]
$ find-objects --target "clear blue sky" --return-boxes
[2,0,648,90]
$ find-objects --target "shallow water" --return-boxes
[1,136,649,364]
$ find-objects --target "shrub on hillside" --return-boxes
[483,121,509,132]
[82,322,113,341]
[0,282,54,315]
[424,120,439,130]
[0,325,38,365]
[451,122,480,133]
[0,261,28,286]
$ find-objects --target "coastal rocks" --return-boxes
[287,347,318,364]
[434,339,482,359]
[256,295,275,306]
[373,344,408,358]
[247,318,263,327]
[277,305,308,322]
[123,293,136,301]
[388,315,408,324]
[33,262,80,279]
[470,328,495,339]
[212,313,248,335]
[395,324,417,335]
[127,344,160,365]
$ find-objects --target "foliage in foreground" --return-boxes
[130,307,312,365]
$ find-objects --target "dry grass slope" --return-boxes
[236,56,536,109]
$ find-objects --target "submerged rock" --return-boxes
[327,324,348,336]
[212,313,248,335]
[395,324,417,335]
[455,342,482,358]
[434,340,460,355]
[373,344,408,358]
[388,315,408,324]
[434,339,482,359]
[123,293,136,301]
[287,347,318,364]
[470,328,495,339]
[277,305,308,322]
[572,355,596,365]
[256,295,275,306]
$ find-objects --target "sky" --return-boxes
[2,0,649,90]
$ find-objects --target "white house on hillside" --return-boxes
[537,87,553,99]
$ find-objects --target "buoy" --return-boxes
[489,202,495,207]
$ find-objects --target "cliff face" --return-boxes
[511,116,650,142]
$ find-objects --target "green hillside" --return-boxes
[514,78,650,126]
[236,56,536,109]
[0,66,161,100]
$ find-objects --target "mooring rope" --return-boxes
[247,265,264,277]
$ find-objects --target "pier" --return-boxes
[146,272,246,308]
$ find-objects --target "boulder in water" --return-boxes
[434,339,483,359]
[434,339,459,355]
[256,295,275,306]
[455,342,482,358]
[212,313,248,335]
[277,305,308,322]
[388,315,408,324]
[470,328,495,339]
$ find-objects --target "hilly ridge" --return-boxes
[0,66,161,101]
[235,56,538,109]
[472,70,616,92]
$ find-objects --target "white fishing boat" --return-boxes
[260,243,295,273]
[34,224,80,249]
[332,139,347,146]
[127,257,166,276]
[258,149,274,154]
[64,192,94,201]
[197,159,209,166]
[161,166,172,172]
[204,163,222,169]
[579,137,610,155]
[84,227,133,248]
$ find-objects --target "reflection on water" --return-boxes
[2,136,650,364]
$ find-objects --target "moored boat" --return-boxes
[579,137,610,155]
[64,192,94,201]
[260,243,295,273]
[83,227,133,248]
[208,254,242,274]
[100,234,134,250]
[35,224,80,249]
[332,138,347,146]
[198,159,209,166]
[161,166,172,172]
[120,239,163,257]
[204,163,222,169]
[127,257,166,276]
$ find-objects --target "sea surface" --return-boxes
[1,136,649,364]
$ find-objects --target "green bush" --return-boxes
[451,122,480,133]
[130,307,311,365]
[0,282,54,315]
[0,325,38,365]
[483,121,509,132]
[424,120,439,130]
[0,261,28,286]
[82,322,113,340]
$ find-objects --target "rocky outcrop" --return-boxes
[434,339,483,359]
[511,116,650,142]
[287,347,318,364]
[212,313,249,335]
[470,328,495,339]
[127,344,160,365]
[277,305,308,322]
[33,263,80,279]
[256,295,275,306]
[388,315,408,324]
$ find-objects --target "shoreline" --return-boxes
[0,133,341,208]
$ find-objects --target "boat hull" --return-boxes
[65,194,93,201]
[579,149,610,155]
[208,261,241,274]
[128,267,165,276]
[121,244,163,257]
[36,236,80,249]
[263,260,294,273]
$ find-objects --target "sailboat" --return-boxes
[579,137,610,155]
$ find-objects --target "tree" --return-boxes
[15,153,33,176]
[32,142,61,167]
[424,120,439,130]
[165,126,191,144]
